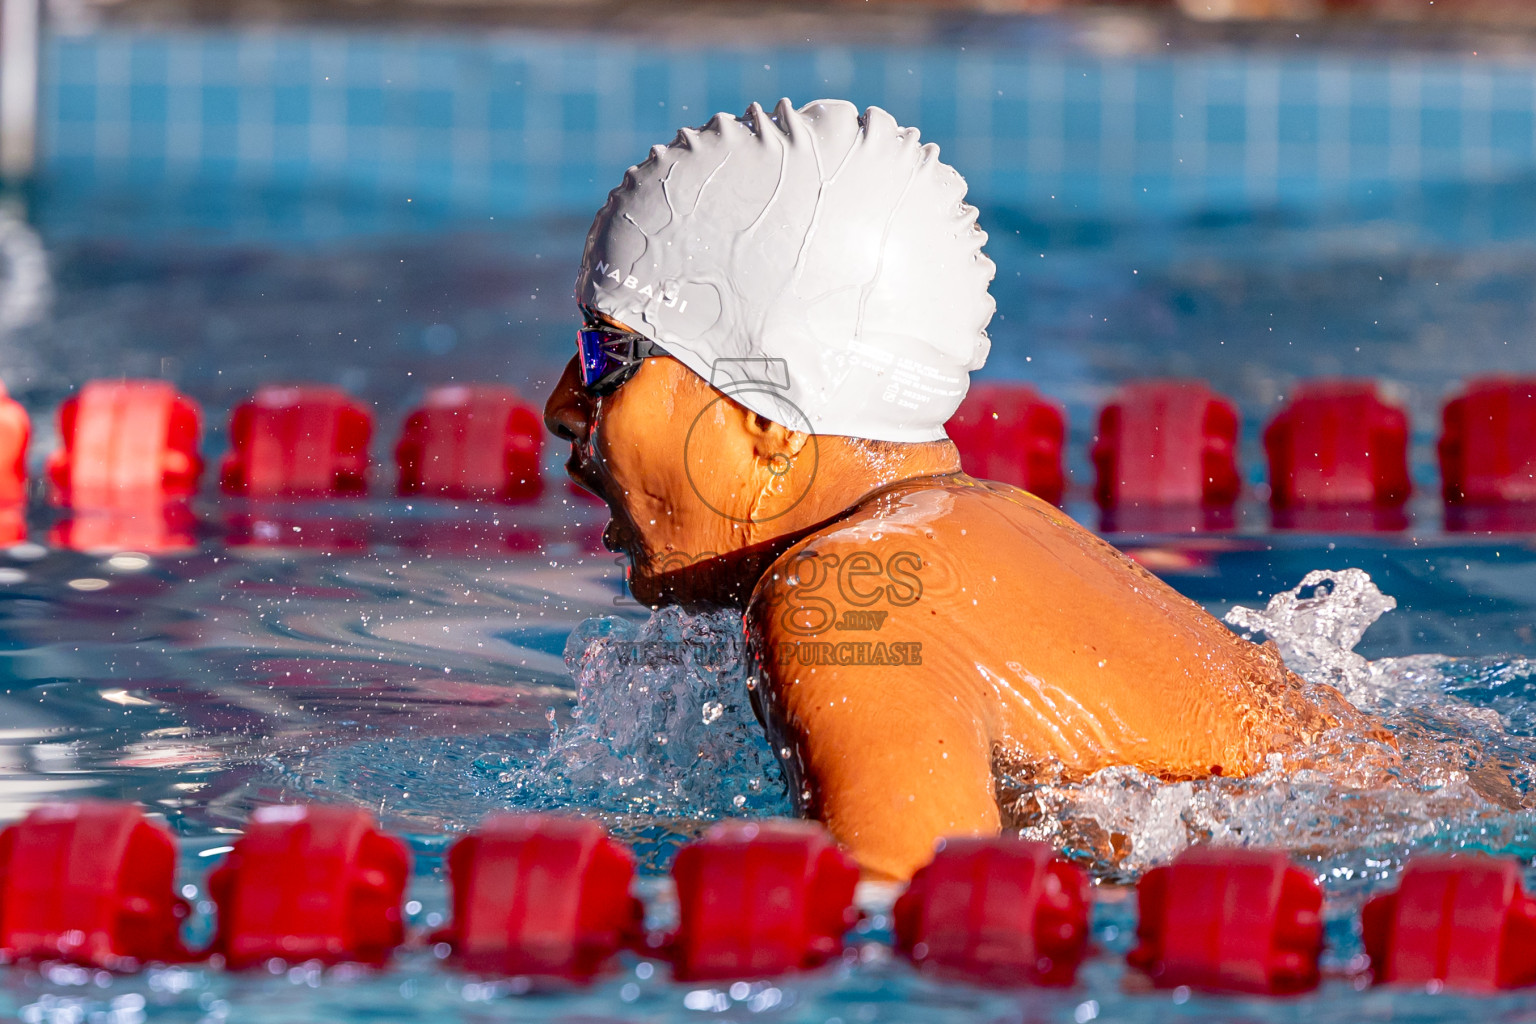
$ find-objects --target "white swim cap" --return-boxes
[576,98,996,443]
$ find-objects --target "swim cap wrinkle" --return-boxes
[577,97,995,442]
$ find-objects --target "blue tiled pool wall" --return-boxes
[35,28,1536,234]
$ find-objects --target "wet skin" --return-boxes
[545,345,1373,880]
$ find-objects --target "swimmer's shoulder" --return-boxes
[814,473,1073,548]
[746,473,1057,616]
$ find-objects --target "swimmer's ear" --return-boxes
[743,411,810,461]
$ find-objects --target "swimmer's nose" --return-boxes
[544,356,594,443]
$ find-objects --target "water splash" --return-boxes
[489,606,790,825]
[0,207,50,334]
[1008,569,1536,883]
[1224,567,1396,704]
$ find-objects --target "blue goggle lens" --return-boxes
[577,328,620,388]
[576,326,658,394]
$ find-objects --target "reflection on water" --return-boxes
[0,496,615,836]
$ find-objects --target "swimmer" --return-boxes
[544,99,1383,880]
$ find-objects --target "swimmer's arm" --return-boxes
[746,601,1000,881]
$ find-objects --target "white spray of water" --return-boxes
[0,208,49,334]
[1224,568,1396,704]
[495,606,788,821]
[1011,569,1536,881]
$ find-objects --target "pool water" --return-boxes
[2,518,1536,1021]
[10,23,1536,1020]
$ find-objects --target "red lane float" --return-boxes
[1264,380,1411,530]
[893,836,1090,986]
[0,506,24,548]
[945,384,1066,506]
[0,382,28,544]
[1128,847,1323,995]
[396,385,544,502]
[1440,378,1536,531]
[668,819,859,981]
[45,381,203,552]
[208,804,409,968]
[1440,378,1536,504]
[221,385,372,498]
[47,380,203,505]
[1091,380,1241,532]
[0,801,188,967]
[435,814,641,980]
[1362,854,1536,991]
[0,382,27,506]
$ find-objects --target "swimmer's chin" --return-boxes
[601,518,669,607]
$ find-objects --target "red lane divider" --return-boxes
[945,384,1066,506]
[1441,378,1536,504]
[11,798,1536,1001]
[0,802,189,967]
[1128,847,1323,995]
[0,382,27,506]
[1091,380,1241,532]
[1264,380,1411,531]
[0,509,23,548]
[208,804,409,968]
[221,385,372,498]
[46,380,203,505]
[434,814,642,981]
[1440,378,1536,531]
[0,383,28,545]
[21,373,1536,535]
[893,836,1089,986]
[44,381,203,553]
[667,820,860,981]
[23,373,1536,537]
[1362,854,1536,991]
[396,385,544,503]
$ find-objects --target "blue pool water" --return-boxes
[3,518,1536,1021]
[9,12,1536,1023]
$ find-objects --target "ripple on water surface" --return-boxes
[4,516,1536,1021]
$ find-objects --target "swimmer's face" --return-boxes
[544,311,805,607]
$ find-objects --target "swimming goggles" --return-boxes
[576,313,666,396]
